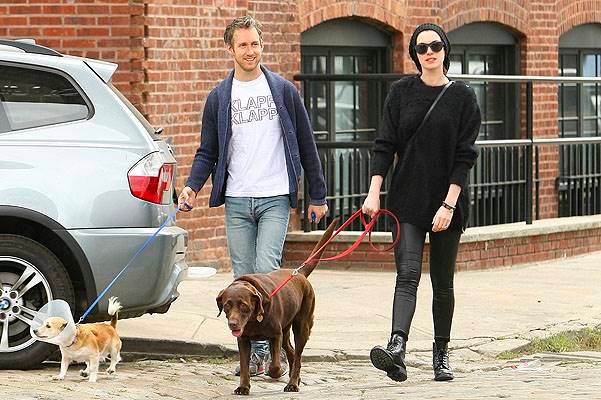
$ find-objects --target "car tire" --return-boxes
[0,234,75,369]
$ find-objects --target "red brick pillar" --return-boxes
[523,2,560,219]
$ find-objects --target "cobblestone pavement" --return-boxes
[2,354,600,400]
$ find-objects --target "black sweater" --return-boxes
[370,76,481,232]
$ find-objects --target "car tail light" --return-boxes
[128,152,174,204]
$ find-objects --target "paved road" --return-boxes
[119,251,601,359]
[3,353,600,399]
[5,252,601,399]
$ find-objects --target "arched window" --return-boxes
[559,23,601,137]
[558,24,601,217]
[449,23,523,226]
[301,18,392,142]
[448,22,520,140]
[300,19,393,231]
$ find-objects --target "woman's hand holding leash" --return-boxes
[363,175,384,218]
[362,193,380,219]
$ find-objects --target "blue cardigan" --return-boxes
[185,65,326,209]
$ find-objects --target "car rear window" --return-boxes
[0,64,90,133]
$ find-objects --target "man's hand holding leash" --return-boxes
[308,204,328,223]
[178,186,196,212]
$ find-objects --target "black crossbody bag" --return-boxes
[410,80,454,142]
[394,80,454,168]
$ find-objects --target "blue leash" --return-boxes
[77,205,188,324]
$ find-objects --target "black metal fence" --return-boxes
[547,137,601,217]
[297,73,601,232]
[470,140,531,226]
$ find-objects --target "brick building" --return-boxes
[3,1,601,270]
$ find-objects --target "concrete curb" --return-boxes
[120,337,375,363]
[121,337,237,361]
[532,351,601,362]
[119,337,518,364]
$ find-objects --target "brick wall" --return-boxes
[5,0,601,269]
[297,0,406,72]
[142,1,302,267]
[283,220,601,272]
[0,0,145,106]
[143,1,237,267]
[282,0,601,273]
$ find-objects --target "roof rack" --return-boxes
[0,39,62,57]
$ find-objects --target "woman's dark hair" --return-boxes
[408,23,451,73]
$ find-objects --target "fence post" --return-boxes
[526,81,533,224]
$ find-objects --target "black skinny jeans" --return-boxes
[391,223,461,343]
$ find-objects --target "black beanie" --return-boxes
[409,23,451,73]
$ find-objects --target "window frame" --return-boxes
[450,44,520,140]
[558,48,601,138]
[301,45,390,142]
[0,61,94,133]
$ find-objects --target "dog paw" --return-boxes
[52,375,65,381]
[284,383,299,392]
[79,370,89,377]
[233,386,250,395]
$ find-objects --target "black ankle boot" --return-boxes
[370,334,407,382]
[432,341,454,381]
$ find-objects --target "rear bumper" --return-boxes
[69,225,188,318]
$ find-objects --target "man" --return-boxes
[178,15,328,376]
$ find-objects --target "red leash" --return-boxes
[269,209,400,298]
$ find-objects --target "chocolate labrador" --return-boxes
[216,218,339,395]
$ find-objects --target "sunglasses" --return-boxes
[414,41,445,55]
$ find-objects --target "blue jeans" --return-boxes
[225,195,290,358]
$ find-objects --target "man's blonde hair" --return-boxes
[224,16,263,46]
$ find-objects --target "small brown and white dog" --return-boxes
[33,297,123,382]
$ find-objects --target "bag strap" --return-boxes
[413,80,454,138]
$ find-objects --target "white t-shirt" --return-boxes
[226,73,289,197]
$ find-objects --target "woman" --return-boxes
[362,23,481,382]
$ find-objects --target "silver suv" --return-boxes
[0,39,188,369]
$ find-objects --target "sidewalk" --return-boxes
[118,251,601,362]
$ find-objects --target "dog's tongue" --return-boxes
[231,329,242,337]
